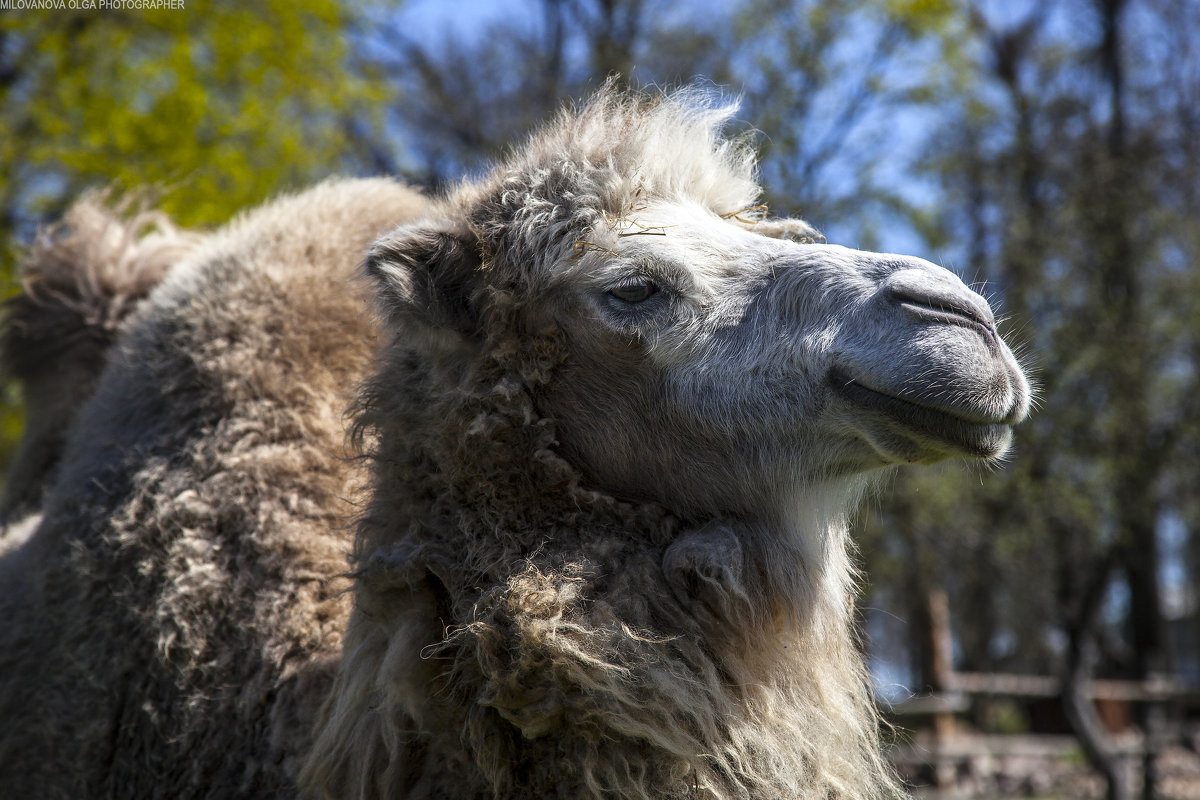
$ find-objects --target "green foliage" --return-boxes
[6,7,1199,763]
[0,0,389,478]
[881,0,963,41]
[1,1,384,229]
[859,0,1200,707]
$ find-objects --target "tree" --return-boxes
[858,0,1200,794]
[0,0,388,474]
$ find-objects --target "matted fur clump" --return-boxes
[0,87,1029,799]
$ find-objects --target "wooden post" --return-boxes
[928,587,955,738]
[926,586,956,789]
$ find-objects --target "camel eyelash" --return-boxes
[598,271,676,326]
[603,267,679,303]
[607,279,661,304]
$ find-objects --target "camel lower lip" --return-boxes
[830,371,1012,458]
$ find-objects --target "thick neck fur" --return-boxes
[303,310,901,800]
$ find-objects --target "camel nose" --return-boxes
[883,269,996,331]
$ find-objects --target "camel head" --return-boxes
[321,90,1028,800]
[534,202,1030,516]
[364,89,1030,523]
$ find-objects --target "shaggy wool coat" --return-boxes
[0,87,1011,800]
[0,178,426,798]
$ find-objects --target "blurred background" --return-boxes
[1,0,1197,796]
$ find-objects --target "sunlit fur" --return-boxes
[0,193,202,529]
[305,88,1024,799]
[0,87,1027,800]
[0,178,426,798]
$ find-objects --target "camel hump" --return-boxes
[3,190,199,379]
[0,191,202,523]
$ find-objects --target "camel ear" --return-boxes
[365,222,482,336]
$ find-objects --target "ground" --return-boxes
[895,740,1200,798]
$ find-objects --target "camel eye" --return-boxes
[607,280,659,303]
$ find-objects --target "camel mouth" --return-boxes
[829,367,1016,460]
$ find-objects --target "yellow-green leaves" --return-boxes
[1,1,387,231]
[0,0,391,476]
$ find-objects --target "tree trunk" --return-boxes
[1064,550,1130,800]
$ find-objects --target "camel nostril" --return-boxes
[884,270,996,330]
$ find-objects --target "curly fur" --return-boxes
[0,86,1027,800]
[0,178,427,798]
[0,193,202,524]
[303,88,903,799]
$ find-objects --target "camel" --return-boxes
[0,193,202,532]
[0,177,426,798]
[0,87,1029,800]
